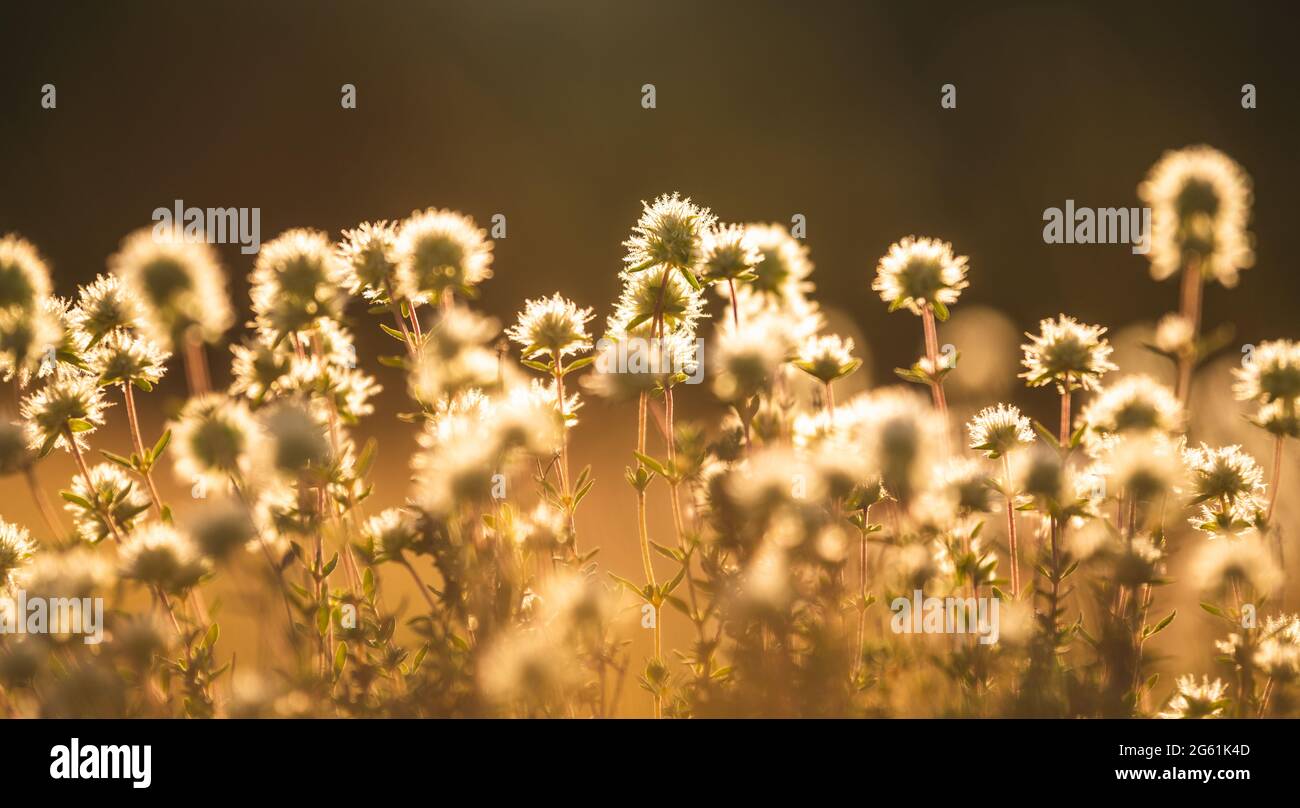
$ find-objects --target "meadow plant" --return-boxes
[1,144,1298,718]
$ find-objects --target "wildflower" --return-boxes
[21,546,114,601]
[609,265,707,336]
[872,236,969,318]
[21,369,110,455]
[1234,339,1300,404]
[1250,398,1300,439]
[700,223,763,284]
[1100,433,1187,505]
[111,614,172,669]
[967,403,1034,459]
[109,226,232,349]
[854,387,947,503]
[118,523,208,594]
[727,223,818,319]
[622,193,715,275]
[0,520,37,591]
[505,294,594,359]
[228,335,291,404]
[792,333,860,385]
[0,420,32,475]
[409,309,504,403]
[250,229,349,338]
[394,208,493,305]
[1192,535,1282,599]
[478,627,577,709]
[1182,443,1266,506]
[1254,614,1300,680]
[1112,536,1164,588]
[64,462,151,544]
[1191,497,1265,539]
[170,393,260,489]
[0,234,52,313]
[1156,675,1230,719]
[712,312,792,403]
[186,498,257,562]
[935,456,996,514]
[0,304,61,384]
[1078,374,1183,449]
[68,274,142,345]
[257,402,332,477]
[364,508,421,559]
[281,355,381,423]
[85,329,169,389]
[1140,146,1253,287]
[1020,314,1117,392]
[338,220,400,301]
[1153,313,1195,357]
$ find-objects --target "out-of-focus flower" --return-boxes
[1234,340,1300,404]
[1192,534,1282,599]
[1079,374,1183,453]
[394,208,493,305]
[0,519,37,591]
[0,303,61,384]
[0,234,52,312]
[1140,145,1253,287]
[1156,674,1230,719]
[700,223,763,284]
[170,393,260,489]
[1020,314,1117,393]
[250,228,349,338]
[1153,313,1195,357]
[0,420,32,475]
[185,498,257,562]
[109,226,232,349]
[118,523,208,594]
[872,236,969,318]
[712,312,793,403]
[364,508,421,559]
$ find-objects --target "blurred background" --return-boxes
[2,0,1297,713]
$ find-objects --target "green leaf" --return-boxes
[333,642,347,677]
[322,553,339,577]
[634,451,669,477]
[59,490,93,509]
[930,300,950,321]
[67,418,95,433]
[521,359,552,374]
[133,378,153,393]
[151,429,172,462]
[202,623,220,650]
[99,449,136,470]
[563,356,595,374]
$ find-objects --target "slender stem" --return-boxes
[920,304,948,419]
[23,465,65,539]
[727,279,740,328]
[398,553,438,612]
[1176,258,1202,405]
[122,383,165,518]
[387,299,418,357]
[824,381,835,418]
[552,356,578,555]
[1266,434,1284,524]
[852,504,873,680]
[1002,455,1020,598]
[66,429,124,544]
[182,336,211,396]
[1059,381,1072,445]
